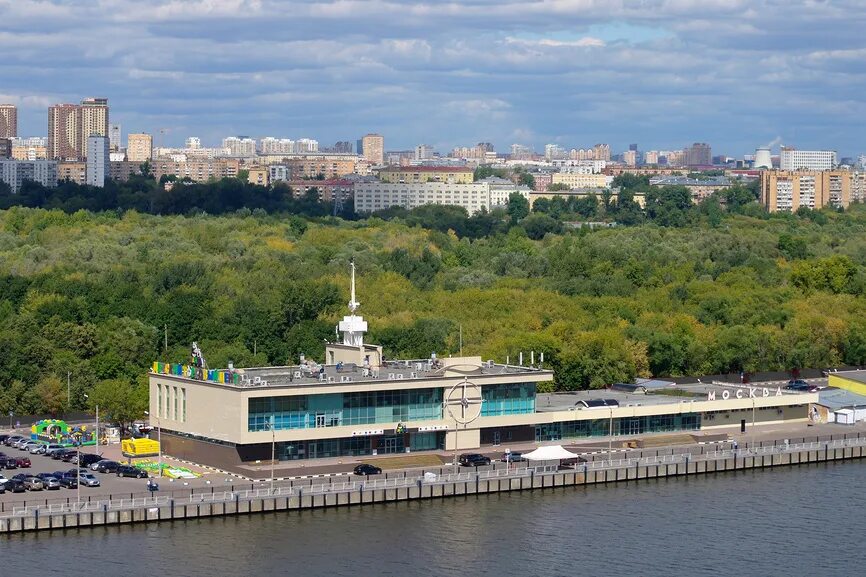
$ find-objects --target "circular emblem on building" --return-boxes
[444,377,483,425]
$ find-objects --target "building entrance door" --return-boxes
[492,431,501,446]
[307,442,317,460]
[382,437,398,453]
[628,419,641,435]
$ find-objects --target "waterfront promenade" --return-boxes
[2,427,865,534]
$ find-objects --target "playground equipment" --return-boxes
[30,419,96,447]
[121,437,160,458]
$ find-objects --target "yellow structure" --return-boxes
[127,133,153,162]
[122,437,161,457]
[828,371,866,396]
[378,166,474,184]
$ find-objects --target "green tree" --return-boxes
[88,379,148,432]
[507,192,530,223]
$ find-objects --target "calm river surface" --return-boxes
[4,461,863,576]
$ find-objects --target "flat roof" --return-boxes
[537,382,813,413]
[154,359,550,390]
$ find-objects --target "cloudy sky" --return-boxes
[2,0,865,156]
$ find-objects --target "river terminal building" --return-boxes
[148,266,819,470]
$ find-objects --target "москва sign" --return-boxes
[707,387,783,401]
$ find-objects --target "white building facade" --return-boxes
[86,135,109,187]
[354,181,493,214]
[780,148,837,171]
[0,159,58,193]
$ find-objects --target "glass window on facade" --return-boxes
[181,387,186,423]
[536,413,701,442]
[157,384,162,418]
[481,383,536,417]
[275,432,445,461]
[248,388,444,432]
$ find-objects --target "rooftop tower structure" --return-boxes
[338,261,367,348]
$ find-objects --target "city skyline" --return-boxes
[2,1,866,156]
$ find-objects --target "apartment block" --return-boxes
[247,167,270,186]
[361,134,384,166]
[0,159,58,193]
[550,172,609,189]
[48,104,82,160]
[0,138,10,159]
[760,170,851,212]
[379,166,474,184]
[288,179,354,204]
[0,105,17,138]
[58,161,87,184]
[86,135,110,187]
[127,133,153,162]
[151,158,240,182]
[109,161,142,182]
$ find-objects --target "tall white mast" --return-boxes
[339,260,367,348]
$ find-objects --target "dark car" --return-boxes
[501,452,526,463]
[458,454,491,467]
[116,465,148,479]
[0,434,8,444]
[78,453,104,468]
[785,379,816,392]
[0,456,17,469]
[5,479,26,493]
[93,460,120,473]
[558,456,589,470]
[52,449,75,461]
[14,456,31,468]
[4,435,23,447]
[58,476,77,488]
[353,464,383,476]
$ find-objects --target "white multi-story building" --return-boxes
[86,135,109,187]
[544,144,567,161]
[780,148,837,171]
[354,181,493,214]
[222,137,257,157]
[295,138,319,153]
[477,177,532,207]
[414,144,435,161]
[268,165,290,182]
[185,137,202,149]
[260,138,296,155]
[0,159,58,193]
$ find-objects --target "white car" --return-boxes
[24,443,43,454]
[43,444,65,456]
[78,473,100,487]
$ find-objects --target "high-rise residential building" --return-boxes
[86,135,109,187]
[760,170,851,212]
[295,138,319,153]
[779,147,837,171]
[544,144,566,161]
[414,144,434,161]
[109,124,122,151]
[629,143,638,152]
[684,142,712,166]
[127,133,153,162]
[48,104,82,160]
[333,141,352,154]
[186,137,202,149]
[0,105,17,138]
[593,143,611,162]
[0,159,58,193]
[222,136,257,156]
[511,144,533,159]
[361,133,384,166]
[80,98,109,143]
[623,150,637,167]
[0,138,11,159]
[643,151,660,165]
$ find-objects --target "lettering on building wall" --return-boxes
[706,387,782,401]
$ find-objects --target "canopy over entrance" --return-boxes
[522,445,579,461]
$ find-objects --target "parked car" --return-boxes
[458,453,492,467]
[785,379,816,392]
[62,451,80,463]
[59,475,77,489]
[13,438,31,449]
[77,473,100,487]
[43,444,66,456]
[501,452,526,463]
[116,465,149,479]
[0,473,7,485]
[4,435,23,447]
[35,474,60,490]
[5,479,26,493]
[353,464,383,476]
[22,476,43,491]
[0,481,4,494]
[14,456,31,468]
[27,443,47,455]
[0,456,17,469]
[0,434,8,444]
[78,453,104,468]
[93,460,120,473]
[558,456,589,470]
[52,449,75,461]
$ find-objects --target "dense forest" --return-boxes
[1,174,865,422]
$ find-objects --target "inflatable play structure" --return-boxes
[31,419,96,447]
[121,437,160,458]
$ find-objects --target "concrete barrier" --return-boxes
[3,434,865,533]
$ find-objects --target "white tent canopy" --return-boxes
[522,445,579,461]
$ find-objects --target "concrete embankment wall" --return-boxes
[3,436,865,534]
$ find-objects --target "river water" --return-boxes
[4,461,862,576]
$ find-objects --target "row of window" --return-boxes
[156,383,187,423]
[275,432,444,460]
[535,413,701,442]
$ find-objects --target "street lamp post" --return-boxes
[265,421,276,494]
[144,411,162,478]
[8,411,12,431]
[608,406,614,463]
[751,398,756,452]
